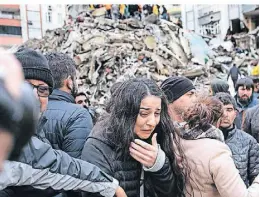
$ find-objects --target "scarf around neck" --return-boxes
[178,123,225,143]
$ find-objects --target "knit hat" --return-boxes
[161,76,195,103]
[14,48,54,88]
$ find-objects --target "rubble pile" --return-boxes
[207,27,259,76]
[24,13,212,111]
[23,9,259,112]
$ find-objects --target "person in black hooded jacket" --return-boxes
[209,79,230,96]
[81,78,187,197]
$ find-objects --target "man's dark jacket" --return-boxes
[243,105,259,142]
[41,89,93,158]
[223,126,259,187]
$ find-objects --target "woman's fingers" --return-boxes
[129,139,158,168]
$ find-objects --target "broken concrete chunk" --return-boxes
[92,7,106,17]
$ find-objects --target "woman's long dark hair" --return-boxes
[98,78,186,197]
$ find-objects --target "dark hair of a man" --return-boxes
[183,96,224,129]
[214,92,237,110]
[210,79,230,96]
[235,77,254,92]
[44,52,76,89]
[76,92,87,98]
[98,78,187,197]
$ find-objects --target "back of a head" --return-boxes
[210,79,230,95]
[235,77,254,92]
[214,92,237,110]
[183,96,223,129]
[160,76,195,103]
[44,52,76,89]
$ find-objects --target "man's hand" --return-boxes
[115,186,127,197]
[0,48,24,99]
[129,133,158,168]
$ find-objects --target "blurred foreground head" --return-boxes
[0,49,38,169]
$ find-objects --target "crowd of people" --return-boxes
[87,4,170,21]
[0,46,259,197]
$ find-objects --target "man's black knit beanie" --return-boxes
[161,76,195,103]
[14,48,54,88]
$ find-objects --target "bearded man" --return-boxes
[234,77,258,129]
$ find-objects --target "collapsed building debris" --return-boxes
[23,10,259,112]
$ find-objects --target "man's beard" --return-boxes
[173,105,186,116]
[71,79,78,98]
[238,94,252,106]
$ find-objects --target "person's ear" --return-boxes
[66,76,73,91]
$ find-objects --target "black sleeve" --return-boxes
[145,156,175,197]
[81,137,113,197]
[248,138,259,185]
[243,110,252,135]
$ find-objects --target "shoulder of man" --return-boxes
[234,128,257,143]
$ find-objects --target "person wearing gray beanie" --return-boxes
[161,76,196,123]
[14,48,53,113]
[14,48,54,88]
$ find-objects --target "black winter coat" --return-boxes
[41,89,93,158]
[81,123,176,197]
[223,126,259,187]
[243,105,259,142]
